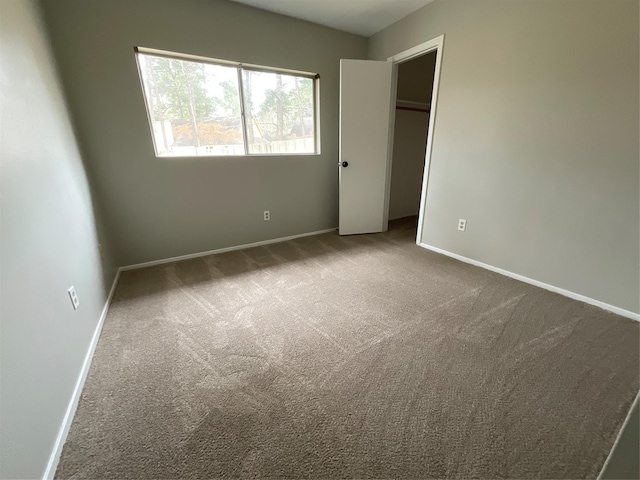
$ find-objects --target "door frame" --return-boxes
[383,34,445,244]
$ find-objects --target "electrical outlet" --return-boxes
[458,219,467,231]
[264,210,270,221]
[68,286,80,310]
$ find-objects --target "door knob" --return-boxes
[339,161,349,168]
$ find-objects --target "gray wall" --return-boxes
[389,109,429,220]
[0,1,118,477]
[41,0,368,266]
[396,52,436,103]
[369,0,640,313]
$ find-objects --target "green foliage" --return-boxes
[140,54,315,150]
[212,80,241,117]
[251,73,313,141]
[144,56,214,121]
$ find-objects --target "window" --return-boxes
[135,47,319,157]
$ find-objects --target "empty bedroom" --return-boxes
[1,0,638,479]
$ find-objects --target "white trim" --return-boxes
[120,228,337,271]
[42,269,122,480]
[417,242,640,321]
[39,232,637,479]
[384,35,445,244]
[41,227,338,478]
[387,36,444,64]
[598,391,640,479]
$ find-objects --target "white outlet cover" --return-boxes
[68,286,79,310]
[458,219,467,231]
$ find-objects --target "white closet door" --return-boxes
[339,59,393,235]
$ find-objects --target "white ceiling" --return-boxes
[229,0,435,37]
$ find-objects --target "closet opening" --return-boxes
[388,51,437,229]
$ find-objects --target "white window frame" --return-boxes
[134,46,321,157]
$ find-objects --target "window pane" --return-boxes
[242,70,315,155]
[137,54,245,156]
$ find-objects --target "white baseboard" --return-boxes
[42,269,122,480]
[417,242,640,322]
[41,227,339,478]
[598,391,640,479]
[120,228,338,271]
[39,233,637,479]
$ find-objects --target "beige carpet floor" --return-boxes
[56,218,639,479]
